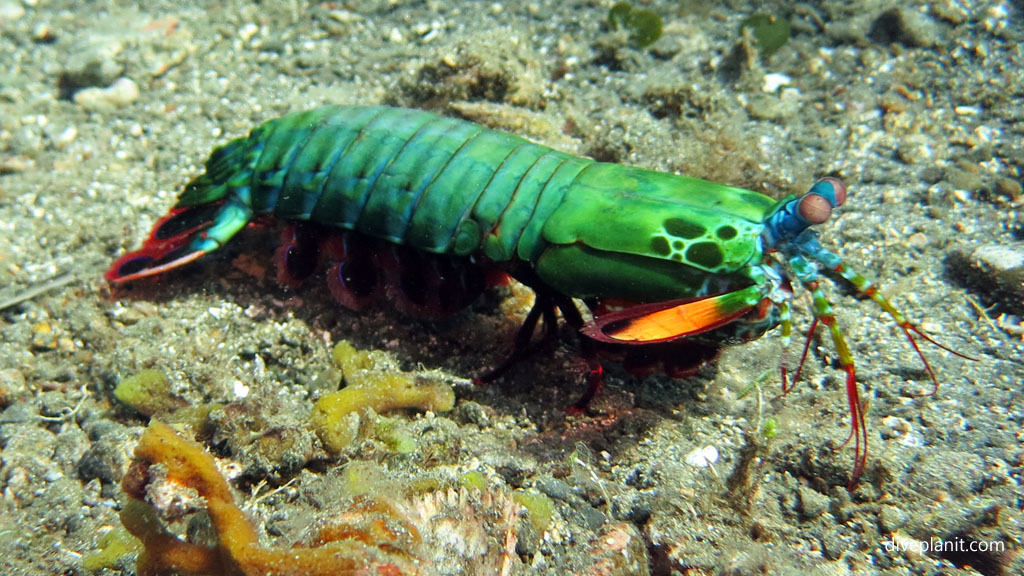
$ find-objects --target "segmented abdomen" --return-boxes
[229,106,593,261]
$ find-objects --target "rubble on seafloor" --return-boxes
[119,420,522,576]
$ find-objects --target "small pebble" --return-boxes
[54,126,77,150]
[871,8,941,48]
[994,177,1022,201]
[907,232,928,250]
[0,369,29,407]
[0,1,26,24]
[0,155,33,174]
[797,485,830,519]
[954,105,980,116]
[73,77,140,112]
[684,445,719,468]
[898,134,933,164]
[60,35,125,95]
[535,477,573,502]
[31,321,59,351]
[947,244,1024,315]
[582,523,647,576]
[762,73,791,93]
[238,23,259,43]
[879,505,908,532]
[881,415,911,435]
[32,22,56,43]
[946,166,984,192]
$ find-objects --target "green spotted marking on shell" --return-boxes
[685,241,724,269]
[651,236,671,256]
[716,225,738,240]
[649,218,759,272]
[664,218,706,239]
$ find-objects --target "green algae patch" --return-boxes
[608,2,663,49]
[375,414,418,455]
[513,490,554,533]
[113,369,186,416]
[739,13,791,58]
[313,341,455,453]
[82,527,141,572]
[338,460,391,497]
[460,470,488,491]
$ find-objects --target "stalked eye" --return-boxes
[796,193,833,225]
[819,176,847,207]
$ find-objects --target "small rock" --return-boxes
[933,0,969,24]
[54,426,90,477]
[77,437,130,484]
[825,14,875,46]
[581,506,607,531]
[745,92,800,121]
[879,504,908,532]
[535,476,574,502]
[59,34,126,97]
[761,72,791,92]
[73,77,140,112]
[994,177,1022,201]
[452,400,490,428]
[820,531,851,560]
[0,1,26,25]
[53,125,77,150]
[0,369,29,407]
[907,232,929,250]
[870,7,942,48]
[946,166,984,192]
[907,450,985,497]
[917,165,945,184]
[898,134,934,164]
[39,390,76,419]
[583,522,649,576]
[32,22,56,43]
[797,485,830,519]
[684,445,719,468]
[0,426,59,497]
[31,321,60,351]
[881,415,912,439]
[0,155,34,174]
[947,244,1024,315]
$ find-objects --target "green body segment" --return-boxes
[182,105,777,303]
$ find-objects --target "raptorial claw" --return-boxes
[582,285,763,344]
